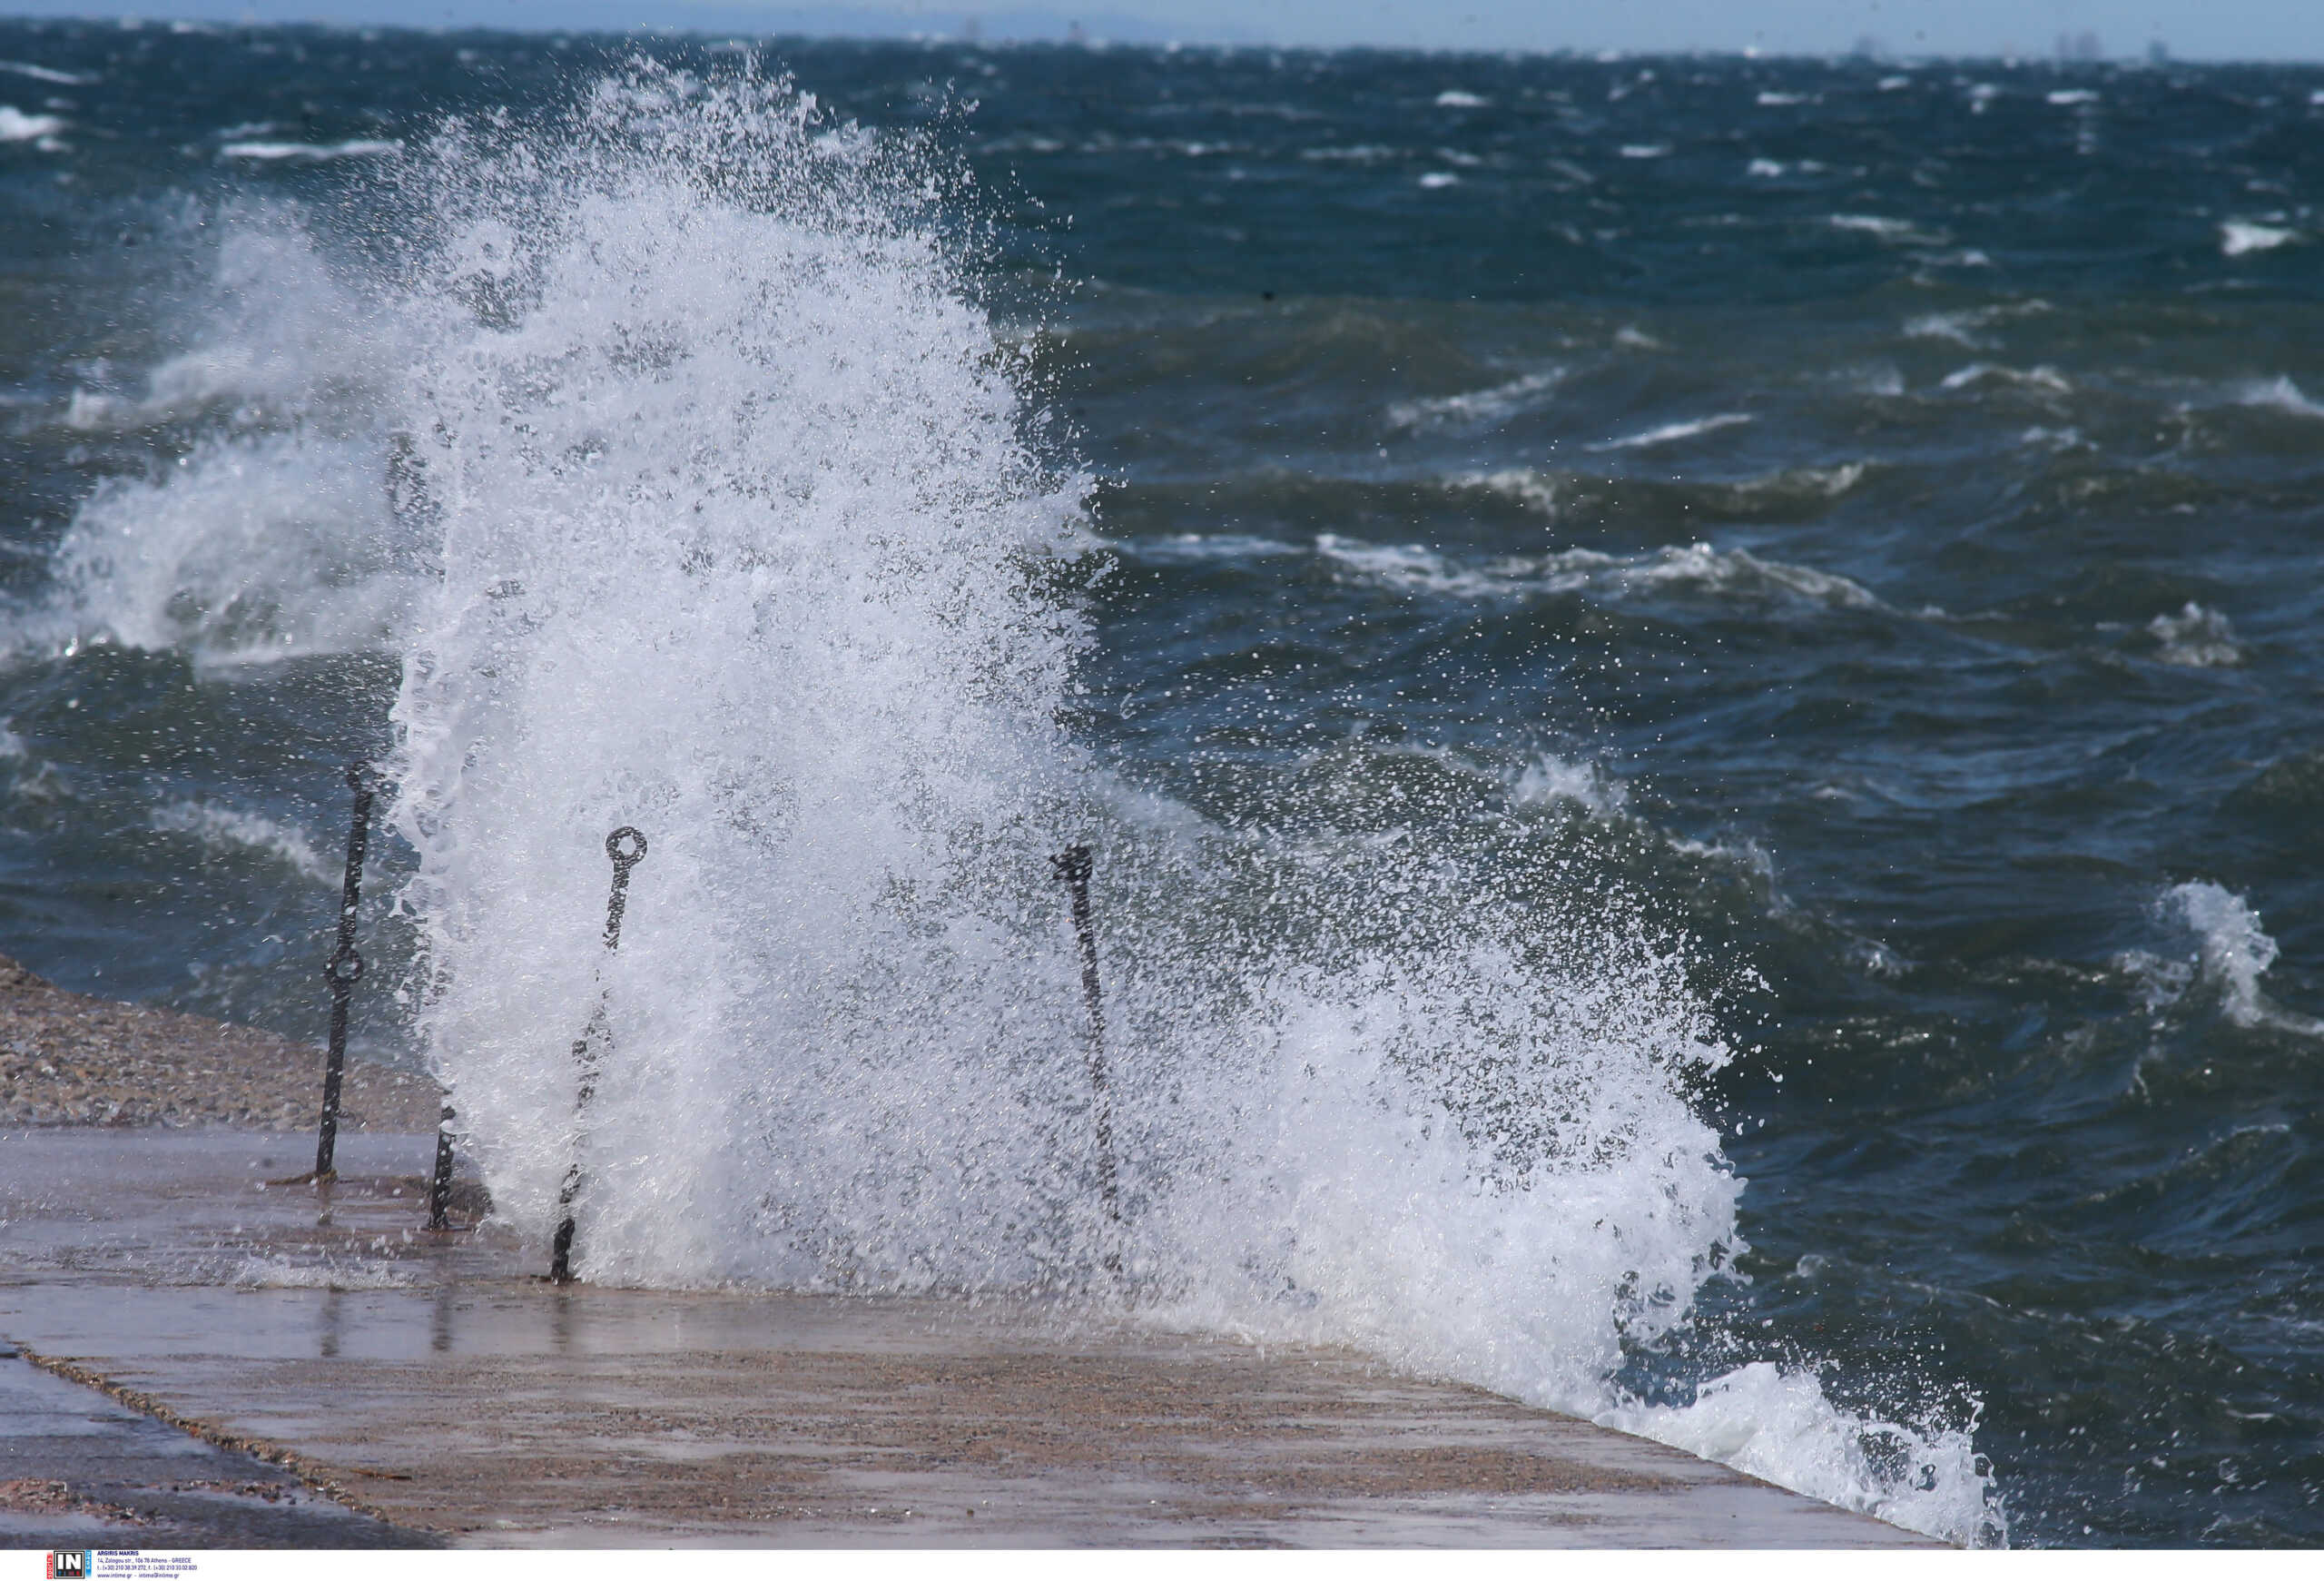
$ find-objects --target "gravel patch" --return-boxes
[0,955,440,1131]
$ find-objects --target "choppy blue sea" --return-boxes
[2,19,2321,1546]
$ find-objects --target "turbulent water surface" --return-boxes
[5,20,2324,1547]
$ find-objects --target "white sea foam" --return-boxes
[1937,362,2072,396]
[1619,143,1670,159]
[1317,534,1881,611]
[2220,220,2297,257]
[1433,89,1487,108]
[1417,171,1460,189]
[1828,213,1939,244]
[1590,411,1751,450]
[1509,753,1629,816]
[1126,532,1301,563]
[2158,883,2324,1035]
[150,801,337,885]
[1603,1364,2004,1546]
[2145,601,2242,668]
[34,66,2001,1545]
[2232,374,2324,419]
[1756,91,1810,106]
[0,105,65,142]
[219,138,402,162]
[2046,89,2100,106]
[1385,369,1562,430]
[1298,143,1399,163]
[1746,157,1786,177]
[0,60,96,85]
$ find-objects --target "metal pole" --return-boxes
[549,825,647,1284]
[314,760,375,1181]
[426,1103,457,1230]
[1051,845,1123,1270]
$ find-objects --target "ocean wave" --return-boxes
[149,801,337,885]
[219,138,402,162]
[1453,460,1866,521]
[2144,602,2242,668]
[2220,220,2299,257]
[51,215,396,435]
[0,59,95,85]
[1433,89,1487,108]
[2144,882,2324,1036]
[1829,213,1944,246]
[1590,412,1752,450]
[1122,532,1302,564]
[1508,751,1629,817]
[2231,374,2324,419]
[1384,368,1562,430]
[1298,143,1400,163]
[0,104,64,142]
[1602,1364,2004,1547]
[1315,533,1881,610]
[1936,362,2073,397]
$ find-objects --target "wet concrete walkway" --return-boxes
[0,1130,1935,1547]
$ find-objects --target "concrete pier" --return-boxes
[0,1130,1935,1547]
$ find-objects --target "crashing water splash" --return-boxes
[38,64,2007,1546]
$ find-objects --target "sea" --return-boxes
[3,18,2321,1548]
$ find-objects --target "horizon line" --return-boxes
[5,11,2324,67]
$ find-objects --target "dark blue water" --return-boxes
[3,20,2321,1546]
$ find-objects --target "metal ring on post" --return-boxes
[326,948,365,987]
[606,826,647,867]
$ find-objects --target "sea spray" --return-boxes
[33,64,2005,1545]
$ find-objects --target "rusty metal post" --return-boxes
[549,825,647,1284]
[1051,845,1122,1270]
[426,1103,458,1230]
[314,761,375,1181]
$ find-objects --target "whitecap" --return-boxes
[1619,143,1670,159]
[1936,362,2072,396]
[0,105,65,142]
[220,138,402,162]
[2233,374,2324,418]
[1829,213,1940,245]
[1602,1363,2005,1547]
[2145,601,2242,668]
[2159,882,2324,1034]
[1905,311,1985,347]
[150,802,338,885]
[1417,171,1461,189]
[1589,411,1751,450]
[2046,88,2100,106]
[1317,533,1880,611]
[1298,143,1398,163]
[1509,753,1629,817]
[1756,91,1810,106]
[0,60,95,85]
[1433,89,1488,108]
[1385,369,1562,430]
[2221,220,2298,257]
[1746,158,1786,177]
[1125,533,1302,564]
